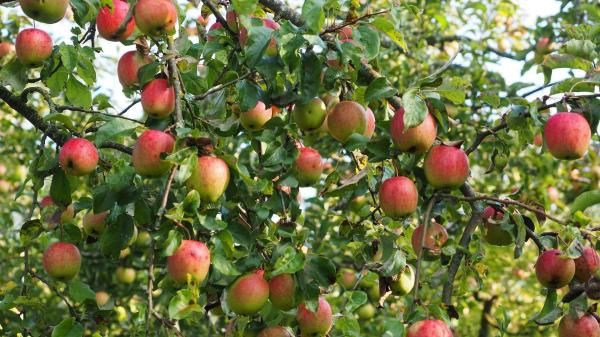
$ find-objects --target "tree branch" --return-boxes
[167,36,184,128]
[320,10,390,36]
[412,195,437,309]
[259,0,304,26]
[193,72,252,100]
[200,0,236,37]
[29,271,78,319]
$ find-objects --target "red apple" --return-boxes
[257,326,293,337]
[535,249,575,289]
[293,147,323,186]
[269,273,295,311]
[407,319,453,337]
[58,138,99,176]
[327,101,367,142]
[226,269,269,315]
[117,49,153,87]
[338,26,353,40]
[574,247,600,283]
[141,78,175,118]
[364,107,376,138]
[19,0,68,23]
[0,42,14,58]
[82,211,109,236]
[186,156,230,202]
[544,112,591,160]
[533,133,543,147]
[423,145,469,189]
[390,108,437,153]
[132,130,175,177]
[379,176,418,218]
[239,101,272,131]
[43,242,81,281]
[134,0,177,36]
[96,0,135,41]
[15,28,53,67]
[411,222,448,258]
[167,240,211,284]
[297,297,333,336]
[559,314,600,337]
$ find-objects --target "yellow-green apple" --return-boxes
[481,206,513,246]
[43,242,81,281]
[186,156,230,202]
[327,101,367,142]
[356,303,375,320]
[19,0,68,23]
[116,266,136,284]
[95,291,110,307]
[167,240,211,284]
[132,130,175,177]
[535,249,575,288]
[82,211,109,237]
[240,101,272,131]
[574,247,600,282]
[226,269,270,315]
[390,108,437,153]
[559,314,599,337]
[411,222,448,259]
[118,49,153,87]
[379,176,418,218]
[293,147,323,186]
[423,145,469,189]
[257,326,293,337]
[407,320,453,337]
[96,0,135,41]
[15,28,53,67]
[544,112,591,160]
[269,273,295,311]
[134,230,151,247]
[391,264,415,295]
[141,78,175,118]
[292,98,327,131]
[297,297,333,336]
[337,268,357,290]
[134,0,177,36]
[58,138,99,176]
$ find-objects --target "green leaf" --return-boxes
[46,66,69,96]
[59,44,78,71]
[371,17,407,51]
[162,230,182,257]
[304,256,336,286]
[236,80,261,112]
[335,316,361,337]
[301,0,325,34]
[168,289,203,320]
[94,118,138,146]
[532,289,562,325]
[300,52,321,101]
[401,89,428,130]
[0,60,28,91]
[365,77,396,102]
[20,219,44,244]
[68,280,96,303]
[569,190,600,214]
[212,252,241,276]
[343,291,367,313]
[542,54,593,71]
[100,214,135,258]
[231,0,257,15]
[66,76,92,108]
[246,25,272,67]
[356,25,380,60]
[137,62,160,88]
[70,0,97,26]
[51,318,83,337]
[271,246,305,276]
[50,169,72,207]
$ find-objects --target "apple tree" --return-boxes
[0,0,599,336]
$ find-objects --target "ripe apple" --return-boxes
[134,0,177,36]
[544,112,591,160]
[240,101,272,131]
[269,273,296,311]
[364,107,376,138]
[19,0,68,23]
[43,242,81,281]
[481,206,513,246]
[379,176,418,218]
[391,264,415,295]
[95,291,110,307]
[132,130,175,177]
[167,240,211,284]
[141,78,176,118]
[257,326,293,337]
[407,319,453,337]
[186,156,230,202]
[558,314,600,337]
[82,211,109,236]
[423,145,469,189]
[58,137,99,176]
[292,97,327,131]
[574,247,600,282]
[390,108,437,153]
[115,266,136,284]
[535,249,575,289]
[118,50,153,87]
[338,26,353,40]
[15,28,53,67]
[327,101,367,142]
[337,268,357,290]
[356,303,376,320]
[226,269,270,315]
[0,42,14,58]
[297,297,333,336]
[96,0,135,41]
[411,222,448,259]
[293,147,323,186]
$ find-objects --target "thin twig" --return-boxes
[193,72,253,100]
[200,0,237,37]
[57,105,143,124]
[167,36,184,128]
[411,195,436,309]
[145,240,155,336]
[29,271,78,319]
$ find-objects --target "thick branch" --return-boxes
[320,10,390,36]
[167,37,184,128]
[258,0,304,26]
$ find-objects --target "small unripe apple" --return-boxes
[269,273,296,311]
[536,37,551,54]
[141,78,175,118]
[257,326,293,337]
[327,101,367,142]
[167,240,211,284]
[535,249,575,289]
[379,176,418,218]
[481,206,513,246]
[356,303,376,320]
[293,147,323,186]
[116,266,136,284]
[292,97,327,131]
[82,211,109,236]
[19,0,68,23]
[411,222,448,259]
[58,138,99,176]
[337,268,357,290]
[544,112,591,160]
[186,156,230,203]
[558,314,600,337]
[391,264,415,295]
[95,291,110,307]
[297,297,333,336]
[96,0,135,41]
[115,306,128,321]
[132,130,175,177]
[574,247,600,283]
[390,108,437,153]
[407,319,453,337]
[423,145,469,189]
[134,0,177,36]
[364,108,376,138]
[135,230,151,247]
[117,50,153,87]
[15,28,53,67]
[367,284,380,301]
[533,133,543,147]
[226,270,270,315]
[43,242,81,281]
[0,42,14,58]
[240,101,272,131]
